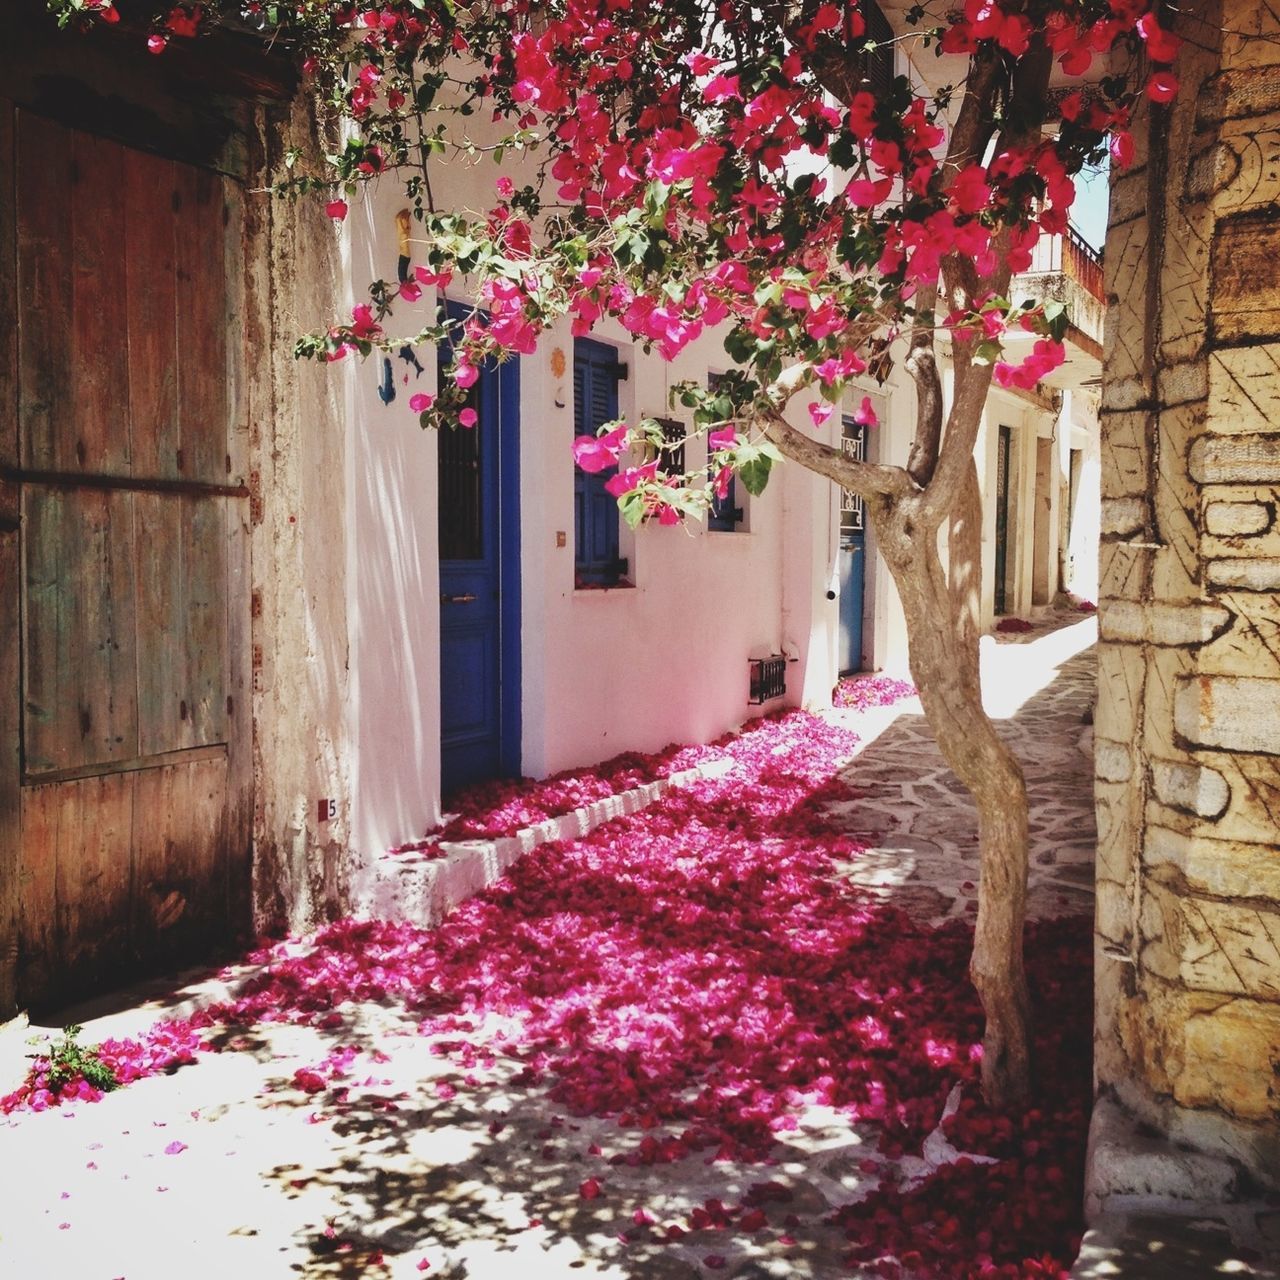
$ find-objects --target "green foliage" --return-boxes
[43,1025,118,1094]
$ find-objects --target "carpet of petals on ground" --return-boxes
[2,710,1091,1278]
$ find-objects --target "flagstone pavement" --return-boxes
[0,611,1102,1280]
[827,609,1098,926]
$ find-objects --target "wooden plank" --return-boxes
[0,99,17,482]
[0,98,16,1016]
[16,111,73,471]
[123,147,180,481]
[71,130,131,476]
[132,756,229,970]
[182,495,229,747]
[22,743,225,788]
[23,488,139,774]
[54,772,134,986]
[0,530,18,1017]
[175,166,230,484]
[133,492,185,756]
[16,781,59,1006]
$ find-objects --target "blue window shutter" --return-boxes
[573,338,624,584]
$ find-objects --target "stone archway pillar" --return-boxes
[1095,0,1279,1199]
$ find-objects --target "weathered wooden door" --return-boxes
[0,105,251,1012]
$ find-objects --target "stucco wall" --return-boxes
[246,97,356,934]
[1095,0,1280,1189]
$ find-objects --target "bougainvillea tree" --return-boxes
[50,0,1179,1106]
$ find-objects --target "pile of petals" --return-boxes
[1,708,1093,1277]
[832,673,918,711]
[1075,600,1097,613]
[402,737,732,846]
[2,1019,204,1114]
[995,617,1035,634]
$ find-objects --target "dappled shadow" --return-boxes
[9,703,1095,1278]
[827,624,1097,926]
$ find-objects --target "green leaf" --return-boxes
[738,455,773,496]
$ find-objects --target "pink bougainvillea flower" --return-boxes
[325,199,348,222]
[453,359,479,389]
[414,266,454,289]
[853,396,878,428]
[398,280,423,303]
[605,460,658,497]
[707,425,737,452]
[409,393,434,414]
[147,33,167,54]
[579,1178,602,1200]
[808,401,834,428]
[458,408,478,429]
[350,304,381,339]
[163,1140,187,1156]
[572,423,629,473]
[1109,130,1136,170]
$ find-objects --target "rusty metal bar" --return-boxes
[1,465,249,499]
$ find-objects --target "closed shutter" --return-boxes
[573,338,625,585]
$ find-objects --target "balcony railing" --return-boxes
[1025,225,1105,303]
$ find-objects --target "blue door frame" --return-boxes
[438,302,521,793]
[838,415,867,674]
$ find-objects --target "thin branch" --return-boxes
[905,44,1002,489]
[760,410,912,499]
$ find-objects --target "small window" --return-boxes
[652,417,686,478]
[574,337,628,586]
[706,372,745,532]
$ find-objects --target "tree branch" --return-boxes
[760,410,912,499]
[905,45,1002,489]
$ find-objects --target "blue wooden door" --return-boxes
[838,416,867,674]
[438,307,521,793]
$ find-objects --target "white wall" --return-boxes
[344,180,445,857]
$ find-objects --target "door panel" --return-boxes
[839,416,867,674]
[4,102,250,1010]
[438,305,521,794]
[995,425,1012,615]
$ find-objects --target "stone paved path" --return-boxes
[827,609,1098,926]
[0,613,1100,1280]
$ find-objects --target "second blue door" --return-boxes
[438,305,521,793]
[838,415,867,674]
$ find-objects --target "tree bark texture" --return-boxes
[873,488,1032,1109]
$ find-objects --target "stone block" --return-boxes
[1204,500,1274,536]
[1100,411,1151,500]
[1207,124,1280,214]
[1101,496,1149,538]
[1174,674,1280,753]
[1191,752,1280,843]
[1109,169,1150,227]
[1191,433,1280,484]
[1213,210,1280,340]
[1198,590,1280,679]
[1180,997,1280,1120]
[1140,881,1280,1001]
[1148,761,1231,819]
[1208,558,1280,590]
[1096,778,1139,885]
[1083,1096,1241,1221]
[1144,650,1194,759]
[1096,738,1134,784]
[1099,541,1150,602]
[1144,825,1280,900]
[1207,345,1280,435]
[1156,362,1209,409]
[1198,65,1280,128]
[1099,601,1234,647]
[1097,878,1134,947]
[1096,643,1146,744]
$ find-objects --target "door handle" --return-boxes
[441,593,477,604]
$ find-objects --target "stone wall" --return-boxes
[1096,0,1280,1189]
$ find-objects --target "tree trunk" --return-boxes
[868,485,1032,1108]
